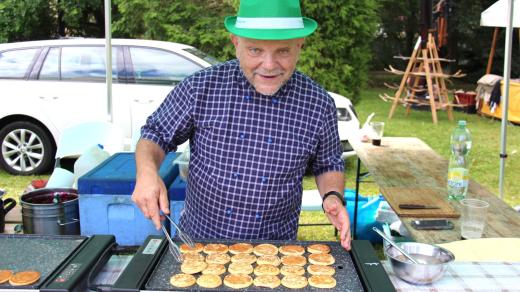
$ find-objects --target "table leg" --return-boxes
[353,157,361,239]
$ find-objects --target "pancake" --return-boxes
[179,242,204,253]
[279,244,305,256]
[169,273,196,288]
[180,261,207,274]
[230,253,257,265]
[8,271,41,286]
[307,243,331,254]
[254,264,280,276]
[308,253,335,265]
[205,253,230,265]
[253,243,278,256]
[254,275,281,288]
[281,275,308,289]
[281,255,307,266]
[0,270,13,284]
[307,264,336,276]
[257,255,281,266]
[196,274,222,288]
[202,263,226,275]
[223,274,253,289]
[280,265,305,276]
[229,243,253,254]
[308,275,337,288]
[227,262,254,275]
[203,243,228,254]
[182,253,205,262]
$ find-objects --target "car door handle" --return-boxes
[39,96,59,100]
[133,98,154,104]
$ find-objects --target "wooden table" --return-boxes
[351,137,520,244]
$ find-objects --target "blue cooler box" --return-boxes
[78,152,179,246]
[345,190,385,243]
[167,175,186,236]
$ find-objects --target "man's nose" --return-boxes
[261,53,277,71]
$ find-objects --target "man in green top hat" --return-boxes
[133,0,352,250]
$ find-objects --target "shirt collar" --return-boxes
[234,59,296,99]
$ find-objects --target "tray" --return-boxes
[145,239,364,292]
[382,187,460,218]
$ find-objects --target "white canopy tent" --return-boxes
[481,0,519,27]
[480,0,517,199]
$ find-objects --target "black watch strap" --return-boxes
[322,190,346,211]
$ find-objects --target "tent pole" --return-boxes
[105,0,113,123]
[486,27,499,74]
[499,0,514,200]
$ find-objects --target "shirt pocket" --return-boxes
[265,129,315,178]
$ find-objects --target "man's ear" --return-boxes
[298,38,305,49]
[230,34,239,48]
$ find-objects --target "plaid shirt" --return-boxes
[141,59,344,240]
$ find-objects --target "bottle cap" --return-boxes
[458,120,466,127]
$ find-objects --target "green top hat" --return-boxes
[225,0,318,40]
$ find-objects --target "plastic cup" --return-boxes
[460,198,489,239]
[369,122,385,146]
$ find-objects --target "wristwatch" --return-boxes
[322,190,346,211]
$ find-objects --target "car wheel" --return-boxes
[0,121,55,175]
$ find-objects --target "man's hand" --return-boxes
[131,172,169,230]
[323,195,351,251]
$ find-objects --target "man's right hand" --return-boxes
[131,172,169,230]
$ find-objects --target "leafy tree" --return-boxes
[112,0,378,103]
[299,0,379,102]
[56,0,105,37]
[0,0,54,43]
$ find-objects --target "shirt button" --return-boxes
[226,208,233,216]
[255,212,262,220]
[245,95,251,101]
[232,172,240,178]
[239,133,246,140]
[271,98,279,105]
[266,137,273,144]
[261,176,268,183]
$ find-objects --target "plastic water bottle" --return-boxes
[447,120,472,200]
[73,144,110,187]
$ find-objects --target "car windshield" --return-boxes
[184,48,221,66]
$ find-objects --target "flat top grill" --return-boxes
[145,239,364,292]
[0,234,86,289]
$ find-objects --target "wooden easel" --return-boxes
[381,33,465,124]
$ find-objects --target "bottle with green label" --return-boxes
[447,120,472,200]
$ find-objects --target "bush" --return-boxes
[112,0,378,104]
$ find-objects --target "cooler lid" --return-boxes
[78,152,179,195]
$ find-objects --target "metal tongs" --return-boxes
[163,213,195,249]
[160,223,183,263]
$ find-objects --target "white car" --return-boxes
[0,38,359,175]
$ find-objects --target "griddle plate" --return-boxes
[0,234,86,289]
[145,239,364,292]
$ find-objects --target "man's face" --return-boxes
[231,35,304,96]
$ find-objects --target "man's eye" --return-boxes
[279,49,290,57]
[249,48,261,55]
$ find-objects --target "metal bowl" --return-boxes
[385,242,455,285]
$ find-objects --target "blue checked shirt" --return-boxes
[141,59,344,240]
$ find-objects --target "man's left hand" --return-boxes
[323,195,351,251]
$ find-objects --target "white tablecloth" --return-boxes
[383,261,520,291]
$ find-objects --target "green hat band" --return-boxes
[235,17,304,29]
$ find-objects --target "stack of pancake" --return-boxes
[169,242,337,289]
